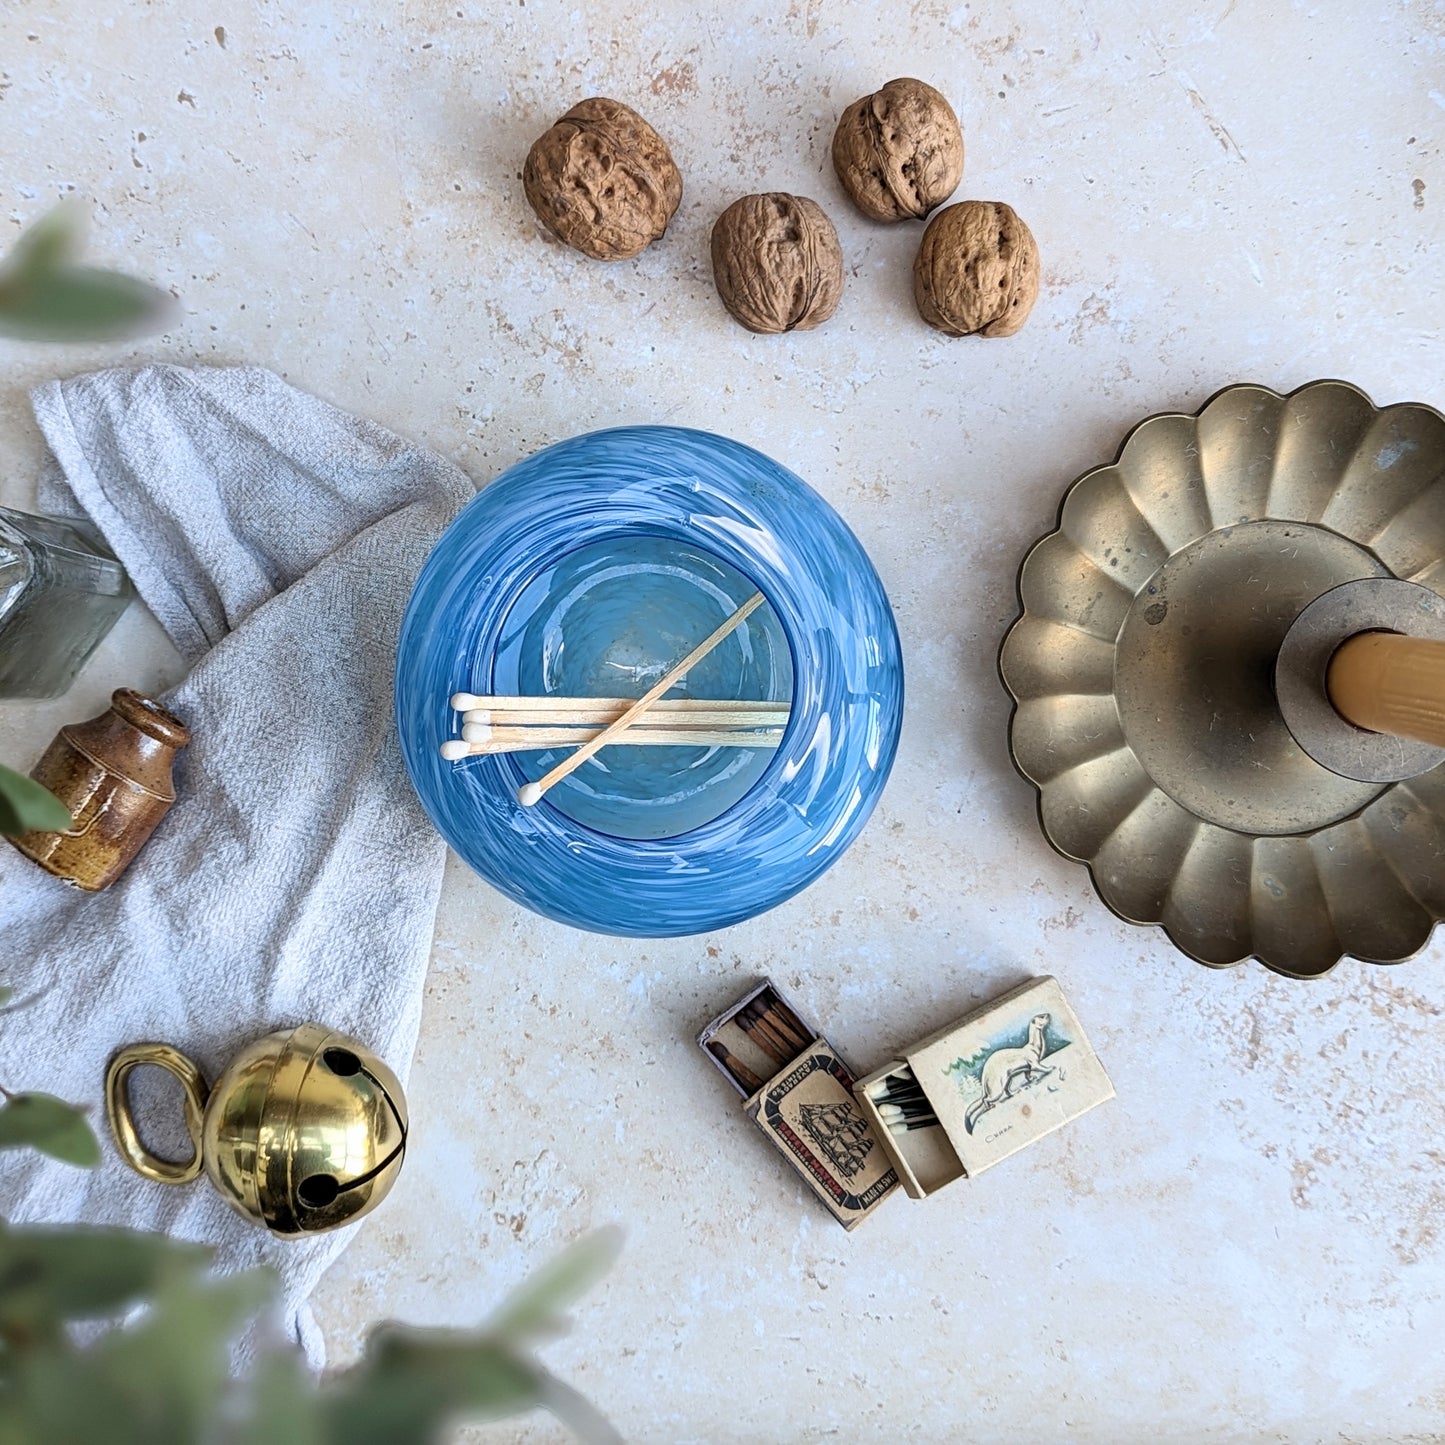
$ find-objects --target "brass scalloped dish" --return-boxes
[1000,380,1445,978]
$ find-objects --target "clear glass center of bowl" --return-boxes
[489,536,794,840]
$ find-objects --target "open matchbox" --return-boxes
[698,975,1113,1224]
[853,975,1115,1199]
[696,980,900,1230]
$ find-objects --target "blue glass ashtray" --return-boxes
[395,426,903,937]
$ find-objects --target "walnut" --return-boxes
[710,193,844,334]
[523,97,682,260]
[831,78,964,223]
[913,200,1040,338]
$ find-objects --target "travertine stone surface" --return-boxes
[2,2,1444,1440]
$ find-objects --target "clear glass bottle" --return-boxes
[0,506,133,698]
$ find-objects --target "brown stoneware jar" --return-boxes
[9,689,189,891]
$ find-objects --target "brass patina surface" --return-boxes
[1000,380,1445,977]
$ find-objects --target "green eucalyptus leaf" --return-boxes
[321,1329,542,1444]
[0,1342,147,1445]
[0,266,175,343]
[90,1265,278,1439]
[0,1223,210,1337]
[535,1370,625,1445]
[0,1218,619,1444]
[234,1348,324,1445]
[0,203,173,344]
[0,1260,274,1445]
[6,203,83,275]
[485,1226,623,1343]
[0,1092,100,1165]
[0,986,13,1008]
[318,1231,622,1444]
[0,763,72,836]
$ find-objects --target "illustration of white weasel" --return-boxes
[963,1012,1054,1134]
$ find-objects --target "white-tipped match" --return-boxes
[888,1118,936,1134]
[461,699,789,727]
[878,1103,928,1118]
[518,592,766,808]
[451,692,483,711]
[865,1081,889,1101]
[460,722,493,744]
[517,782,543,807]
[439,739,470,761]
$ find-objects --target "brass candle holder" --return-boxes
[1001,380,1445,978]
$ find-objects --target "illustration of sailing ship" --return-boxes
[798,1100,875,1179]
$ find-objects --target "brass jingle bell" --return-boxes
[104,1024,408,1237]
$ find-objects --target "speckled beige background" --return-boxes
[3,1,1445,1440]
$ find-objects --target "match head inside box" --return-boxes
[854,975,1113,1199]
[696,978,819,1098]
[697,979,899,1230]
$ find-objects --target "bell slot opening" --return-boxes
[297,1173,341,1209]
[322,1047,362,1076]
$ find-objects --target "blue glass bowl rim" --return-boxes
[394,423,904,935]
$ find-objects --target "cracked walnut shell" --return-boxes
[913,200,1040,338]
[523,97,682,260]
[832,78,964,223]
[710,193,844,335]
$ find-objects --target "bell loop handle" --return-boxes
[104,1043,208,1185]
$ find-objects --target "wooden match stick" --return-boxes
[517,592,766,808]
[872,1096,929,1115]
[877,1100,935,1119]
[752,997,811,1052]
[441,728,782,760]
[456,695,790,718]
[736,1008,796,1064]
[461,719,785,742]
[888,1117,940,1134]
[740,1000,806,1059]
[462,722,783,746]
[707,1040,764,1094]
[866,1073,926,1103]
[463,708,788,731]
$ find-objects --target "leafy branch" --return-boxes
[0,204,621,1442]
[0,1220,623,1444]
[0,1088,100,1167]
[0,1068,620,1442]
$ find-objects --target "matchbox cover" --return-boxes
[908,975,1113,1180]
[745,1040,898,1230]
